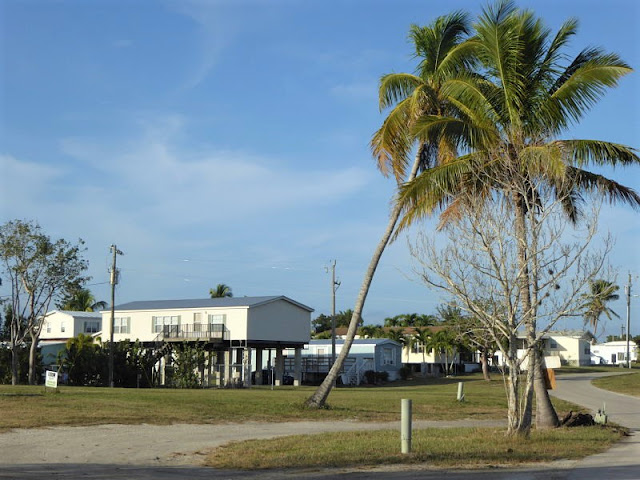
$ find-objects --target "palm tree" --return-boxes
[396,1,638,434]
[412,327,432,365]
[59,288,107,312]
[306,11,472,409]
[209,284,233,298]
[580,280,620,338]
[428,329,457,375]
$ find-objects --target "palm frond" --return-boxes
[378,73,424,111]
[566,166,640,209]
[555,140,640,168]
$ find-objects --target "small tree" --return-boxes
[410,191,610,435]
[0,220,89,385]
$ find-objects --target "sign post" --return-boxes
[45,370,58,391]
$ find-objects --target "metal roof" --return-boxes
[46,310,102,320]
[110,296,314,312]
[309,339,401,346]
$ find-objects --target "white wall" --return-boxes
[246,299,310,343]
[101,306,250,342]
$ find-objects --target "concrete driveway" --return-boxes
[0,372,638,479]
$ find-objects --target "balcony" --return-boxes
[157,323,229,342]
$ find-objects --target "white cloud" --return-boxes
[58,114,373,228]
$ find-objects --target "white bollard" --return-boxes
[457,381,465,402]
[401,398,412,454]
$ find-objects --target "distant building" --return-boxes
[40,310,102,365]
[286,338,403,385]
[591,340,638,365]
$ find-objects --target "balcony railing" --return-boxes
[157,323,229,341]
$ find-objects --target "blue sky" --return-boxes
[1,0,638,340]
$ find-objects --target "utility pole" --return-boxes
[625,272,632,369]
[109,245,123,387]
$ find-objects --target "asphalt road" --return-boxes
[1,372,638,480]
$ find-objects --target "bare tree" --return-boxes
[0,220,89,384]
[409,188,610,435]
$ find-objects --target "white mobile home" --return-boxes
[591,340,638,365]
[288,339,403,385]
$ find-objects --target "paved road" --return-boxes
[0,373,638,479]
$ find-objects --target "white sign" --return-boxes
[45,370,58,389]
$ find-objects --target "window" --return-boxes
[193,312,202,331]
[84,321,100,333]
[617,352,628,362]
[208,313,226,325]
[549,340,558,349]
[61,321,66,333]
[152,315,180,333]
[46,323,51,333]
[411,344,423,354]
[114,317,130,334]
[383,347,395,365]
[584,346,590,355]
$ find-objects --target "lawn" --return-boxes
[592,370,640,397]
[0,374,579,431]
[205,426,624,470]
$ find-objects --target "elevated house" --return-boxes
[99,296,313,387]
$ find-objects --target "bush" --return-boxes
[399,366,411,380]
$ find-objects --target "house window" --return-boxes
[208,314,226,336]
[193,313,203,331]
[208,313,226,325]
[152,315,180,333]
[411,344,423,354]
[114,317,130,334]
[584,346,590,355]
[617,352,627,362]
[549,340,558,349]
[84,321,100,334]
[383,347,394,365]
[61,321,66,333]
[46,323,51,333]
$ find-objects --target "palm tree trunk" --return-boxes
[534,351,559,428]
[513,196,534,435]
[306,150,422,408]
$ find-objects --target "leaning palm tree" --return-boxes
[306,11,472,409]
[397,1,639,433]
[209,284,233,298]
[59,288,107,312]
[580,279,620,338]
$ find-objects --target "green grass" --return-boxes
[0,374,579,431]
[205,426,624,470]
[592,371,640,397]
[555,365,628,375]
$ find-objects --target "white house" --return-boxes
[494,331,593,368]
[40,310,102,365]
[100,296,313,387]
[286,339,403,385]
[591,340,638,365]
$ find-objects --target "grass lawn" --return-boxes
[592,370,640,397]
[555,365,629,375]
[0,374,579,431]
[205,426,625,470]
